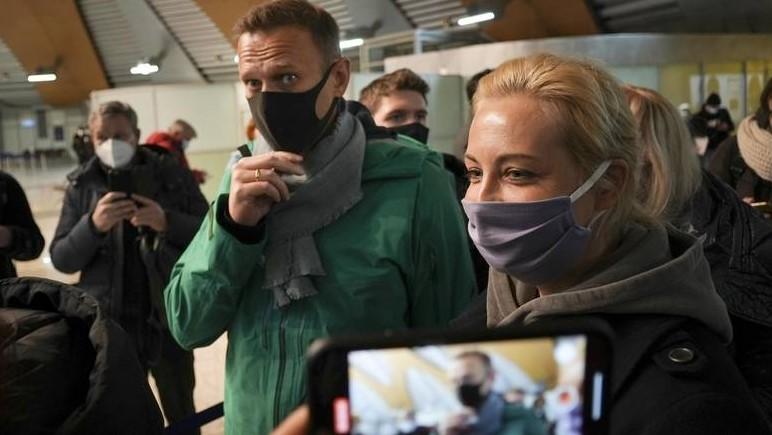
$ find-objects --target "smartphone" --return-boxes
[107,169,132,196]
[307,320,612,435]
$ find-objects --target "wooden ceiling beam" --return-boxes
[195,0,270,47]
[462,0,599,41]
[0,0,109,106]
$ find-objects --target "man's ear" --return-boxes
[331,57,351,98]
[133,129,141,147]
[595,159,628,211]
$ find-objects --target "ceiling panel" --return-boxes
[79,0,151,85]
[0,40,41,106]
[147,0,239,82]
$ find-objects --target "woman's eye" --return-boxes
[465,168,482,182]
[504,169,534,181]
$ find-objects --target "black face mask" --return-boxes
[458,383,487,409]
[391,122,430,144]
[248,62,339,154]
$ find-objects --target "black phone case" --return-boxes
[306,318,613,435]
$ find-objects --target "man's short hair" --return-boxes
[234,0,341,68]
[89,101,138,131]
[456,350,493,375]
[359,68,430,113]
[466,69,493,103]
[170,119,197,138]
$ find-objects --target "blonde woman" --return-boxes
[460,54,768,434]
[625,84,772,425]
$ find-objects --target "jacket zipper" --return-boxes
[273,311,288,427]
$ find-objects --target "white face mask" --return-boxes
[705,105,719,115]
[181,139,190,150]
[96,138,136,168]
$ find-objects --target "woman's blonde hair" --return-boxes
[623,85,702,222]
[473,53,653,232]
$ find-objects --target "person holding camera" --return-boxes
[50,101,208,433]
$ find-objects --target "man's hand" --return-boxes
[130,194,168,232]
[92,192,138,233]
[228,151,304,226]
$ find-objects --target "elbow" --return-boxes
[49,243,83,274]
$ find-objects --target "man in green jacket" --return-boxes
[164,1,476,433]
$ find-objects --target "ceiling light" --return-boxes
[339,38,364,50]
[457,11,495,26]
[130,61,160,76]
[27,73,57,83]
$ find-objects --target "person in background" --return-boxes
[0,170,45,278]
[72,125,94,165]
[461,54,768,434]
[164,1,475,433]
[145,119,208,184]
[50,101,208,434]
[453,69,494,157]
[694,92,734,163]
[625,84,772,426]
[226,118,261,171]
[443,351,547,435]
[358,68,488,292]
[709,78,772,214]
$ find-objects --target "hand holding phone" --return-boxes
[92,192,137,233]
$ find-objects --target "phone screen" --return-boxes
[348,336,588,435]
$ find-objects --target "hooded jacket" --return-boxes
[0,277,163,434]
[486,224,770,434]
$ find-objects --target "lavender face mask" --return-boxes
[462,161,610,285]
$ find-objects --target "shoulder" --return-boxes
[362,136,444,182]
[607,315,766,434]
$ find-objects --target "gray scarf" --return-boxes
[253,107,366,307]
[487,224,732,343]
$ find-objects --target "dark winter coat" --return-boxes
[0,171,44,278]
[0,277,163,434]
[454,305,770,434]
[709,135,772,205]
[49,148,208,362]
[680,170,772,422]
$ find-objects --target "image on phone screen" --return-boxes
[340,336,589,435]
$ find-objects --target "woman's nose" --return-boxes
[467,174,499,202]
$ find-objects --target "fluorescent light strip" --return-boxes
[457,11,495,26]
[339,38,364,50]
[27,73,57,83]
[130,63,159,76]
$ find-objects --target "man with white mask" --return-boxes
[50,101,208,434]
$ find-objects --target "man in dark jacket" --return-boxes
[49,101,208,433]
[0,170,45,278]
[0,277,163,435]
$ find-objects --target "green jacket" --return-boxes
[165,136,476,434]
